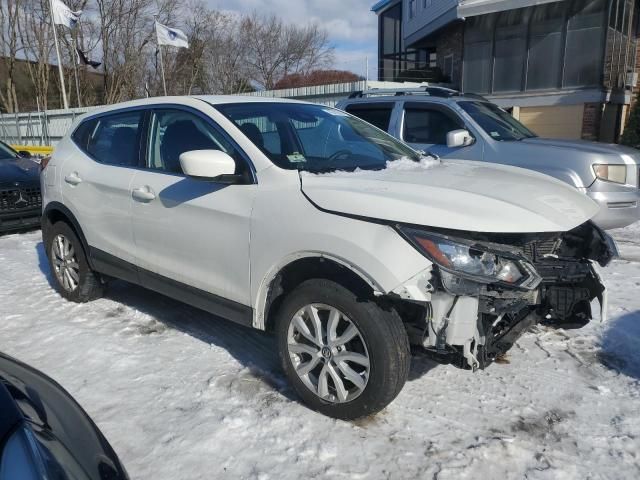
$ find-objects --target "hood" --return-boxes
[0,157,40,185]
[300,160,600,233]
[522,137,640,159]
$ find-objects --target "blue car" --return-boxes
[0,352,128,480]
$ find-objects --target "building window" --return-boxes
[462,0,607,94]
[526,2,566,90]
[429,52,437,68]
[493,9,530,92]
[563,0,606,87]
[443,54,454,82]
[462,14,495,93]
[409,0,417,19]
[379,3,403,81]
[378,2,432,82]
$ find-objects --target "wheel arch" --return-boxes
[255,253,385,332]
[42,202,93,268]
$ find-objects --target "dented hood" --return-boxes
[300,160,600,233]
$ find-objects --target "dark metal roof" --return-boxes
[371,0,396,13]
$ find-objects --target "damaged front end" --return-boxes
[393,221,617,371]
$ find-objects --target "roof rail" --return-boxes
[347,87,490,102]
[348,85,463,99]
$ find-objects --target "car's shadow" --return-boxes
[35,241,438,406]
[599,309,640,381]
[36,239,55,288]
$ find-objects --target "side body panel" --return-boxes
[55,134,138,265]
[249,168,433,329]
[130,170,257,306]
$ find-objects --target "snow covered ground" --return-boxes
[1,225,639,479]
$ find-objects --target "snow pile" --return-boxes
[302,155,441,177]
[0,226,639,479]
[385,154,441,171]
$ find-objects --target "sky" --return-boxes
[208,0,378,79]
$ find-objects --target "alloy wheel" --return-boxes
[287,303,370,403]
[51,234,80,292]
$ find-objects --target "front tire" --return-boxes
[46,221,103,302]
[275,279,410,420]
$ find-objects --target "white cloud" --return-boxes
[206,0,378,45]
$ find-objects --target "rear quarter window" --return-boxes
[71,118,98,151]
[72,110,144,167]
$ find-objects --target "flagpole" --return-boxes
[159,44,167,96]
[154,19,167,96]
[49,0,69,110]
[72,35,82,107]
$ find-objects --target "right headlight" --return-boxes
[397,227,541,290]
[592,164,627,184]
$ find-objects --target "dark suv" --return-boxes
[0,141,41,233]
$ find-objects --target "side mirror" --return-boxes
[446,129,474,148]
[18,150,32,158]
[179,150,237,182]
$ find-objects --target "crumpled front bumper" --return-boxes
[392,222,618,370]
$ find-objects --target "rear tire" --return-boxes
[275,279,410,420]
[46,221,103,303]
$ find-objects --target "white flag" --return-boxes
[51,0,81,29]
[155,22,189,48]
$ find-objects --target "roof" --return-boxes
[194,95,306,105]
[70,95,311,123]
[371,0,397,13]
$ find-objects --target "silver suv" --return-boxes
[337,87,640,230]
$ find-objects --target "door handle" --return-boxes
[64,172,82,186]
[132,186,156,202]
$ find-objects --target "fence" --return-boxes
[0,106,96,147]
[0,81,425,146]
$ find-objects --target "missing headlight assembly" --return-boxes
[393,221,617,371]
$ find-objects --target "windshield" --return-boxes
[458,101,537,141]
[0,141,18,160]
[214,102,421,172]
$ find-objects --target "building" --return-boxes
[372,0,638,142]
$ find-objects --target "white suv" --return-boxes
[41,96,617,419]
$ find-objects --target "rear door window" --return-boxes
[344,103,394,132]
[402,104,463,144]
[84,110,144,167]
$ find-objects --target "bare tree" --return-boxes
[3,2,336,110]
[18,0,55,110]
[241,13,334,90]
[199,10,251,94]
[164,4,253,96]
[0,0,23,112]
[94,0,180,103]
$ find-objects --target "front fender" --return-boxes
[249,173,433,330]
[252,251,388,330]
[534,166,587,189]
